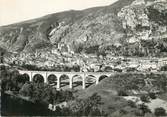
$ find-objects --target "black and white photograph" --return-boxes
[0,0,167,116]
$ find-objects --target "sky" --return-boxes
[0,0,118,26]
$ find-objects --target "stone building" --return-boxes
[158,58,167,67]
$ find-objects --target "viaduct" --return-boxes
[18,70,113,89]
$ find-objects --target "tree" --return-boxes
[149,92,156,99]
[48,75,57,84]
[118,90,128,96]
[154,107,166,116]
[19,82,33,97]
[140,95,150,103]
[138,104,151,114]
[9,70,20,91]
[73,42,84,53]
[127,100,136,108]
[33,74,44,83]
[31,83,44,102]
[69,93,105,116]
[22,74,30,83]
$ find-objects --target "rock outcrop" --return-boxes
[0,0,166,59]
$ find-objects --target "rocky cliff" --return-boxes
[0,0,167,57]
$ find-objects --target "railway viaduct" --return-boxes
[18,70,112,89]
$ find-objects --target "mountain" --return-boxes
[0,0,167,58]
[0,0,131,53]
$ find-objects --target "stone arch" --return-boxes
[32,74,44,83]
[72,75,83,81]
[98,75,108,82]
[18,71,32,81]
[59,74,70,81]
[22,73,30,82]
[47,74,57,84]
[72,75,83,88]
[85,75,96,83]
[59,74,70,88]
[85,75,96,88]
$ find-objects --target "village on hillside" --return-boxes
[3,43,167,72]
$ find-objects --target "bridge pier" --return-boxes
[56,74,61,89]
[69,77,73,89]
[95,75,101,85]
[96,78,99,85]
[44,72,48,83]
[29,72,33,82]
[82,76,86,89]
[68,74,73,89]
[57,78,60,89]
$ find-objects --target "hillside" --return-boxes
[74,72,167,116]
[0,0,167,59]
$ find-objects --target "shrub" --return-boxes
[119,109,128,115]
[127,100,136,108]
[154,107,166,116]
[140,95,150,103]
[84,45,99,54]
[138,104,151,114]
[69,93,105,116]
[149,92,156,99]
[118,90,128,96]
[134,109,144,116]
